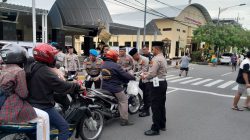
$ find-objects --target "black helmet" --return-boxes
[0,44,28,64]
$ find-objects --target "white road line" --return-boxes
[180,78,203,84]
[221,72,232,76]
[166,89,178,94]
[169,77,193,83]
[168,87,246,99]
[191,79,213,85]
[232,85,238,90]
[165,75,175,78]
[204,80,224,87]
[217,81,235,88]
[166,76,180,80]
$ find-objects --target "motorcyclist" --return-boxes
[0,44,50,140]
[101,50,135,126]
[27,43,83,140]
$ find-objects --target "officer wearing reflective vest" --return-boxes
[141,41,168,136]
[83,49,103,89]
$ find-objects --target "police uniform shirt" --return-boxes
[146,53,167,80]
[83,57,103,77]
[64,54,80,72]
[133,55,149,74]
[236,58,250,84]
[117,54,134,71]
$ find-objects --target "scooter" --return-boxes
[86,81,142,121]
[0,90,104,140]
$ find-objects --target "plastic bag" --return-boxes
[127,81,139,95]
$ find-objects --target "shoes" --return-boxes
[179,74,181,77]
[120,119,134,126]
[144,130,160,136]
[139,112,150,117]
[160,127,167,131]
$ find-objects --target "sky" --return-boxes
[3,0,250,29]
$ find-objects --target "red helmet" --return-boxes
[105,50,119,62]
[33,43,59,64]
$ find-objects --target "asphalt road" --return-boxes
[99,64,250,140]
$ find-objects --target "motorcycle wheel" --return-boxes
[0,134,30,140]
[80,110,104,140]
[128,94,142,114]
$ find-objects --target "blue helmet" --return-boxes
[89,49,99,57]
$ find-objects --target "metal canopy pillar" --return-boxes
[136,28,140,49]
[42,13,48,43]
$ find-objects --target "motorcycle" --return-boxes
[86,81,142,121]
[0,90,104,140]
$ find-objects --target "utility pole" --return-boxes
[188,0,192,4]
[143,0,147,46]
[32,0,36,46]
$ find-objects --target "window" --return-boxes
[113,42,119,46]
[177,29,180,32]
[183,30,186,33]
[163,28,172,31]
[133,42,137,48]
[125,42,131,47]
[109,42,112,46]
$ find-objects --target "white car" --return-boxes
[220,53,233,64]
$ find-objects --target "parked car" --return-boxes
[219,53,233,65]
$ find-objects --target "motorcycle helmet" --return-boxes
[0,44,28,64]
[89,49,99,57]
[105,50,119,62]
[33,43,59,64]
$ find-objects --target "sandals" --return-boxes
[232,106,244,111]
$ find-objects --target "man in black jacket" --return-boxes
[101,50,135,126]
[27,43,82,140]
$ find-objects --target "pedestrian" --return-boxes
[141,41,168,136]
[142,45,154,61]
[128,48,150,117]
[51,42,65,68]
[117,46,134,72]
[211,55,218,67]
[64,46,80,76]
[231,53,237,72]
[232,51,250,111]
[101,50,135,126]
[83,49,103,89]
[179,53,191,77]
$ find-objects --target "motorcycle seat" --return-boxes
[95,89,114,96]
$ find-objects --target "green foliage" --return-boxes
[191,51,202,62]
[193,23,250,51]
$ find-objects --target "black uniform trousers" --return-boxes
[139,80,151,113]
[149,81,167,131]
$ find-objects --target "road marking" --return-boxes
[168,87,246,99]
[221,72,232,76]
[191,79,213,85]
[166,89,178,94]
[204,80,224,87]
[217,81,235,88]
[180,78,203,84]
[166,76,180,80]
[232,85,238,90]
[169,77,193,83]
[165,75,175,78]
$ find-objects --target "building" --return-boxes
[212,18,241,26]
[110,3,212,58]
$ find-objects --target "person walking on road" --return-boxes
[179,53,191,77]
[232,51,250,111]
[141,41,168,136]
[128,48,150,117]
[64,46,80,76]
[231,53,237,72]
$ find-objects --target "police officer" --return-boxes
[117,46,134,72]
[83,49,103,89]
[128,48,150,117]
[141,41,168,136]
[142,45,154,61]
[64,46,80,76]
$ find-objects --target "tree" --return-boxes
[193,23,250,53]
